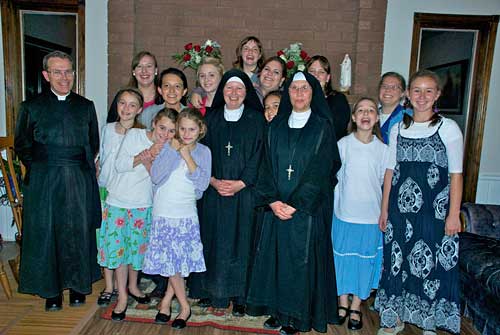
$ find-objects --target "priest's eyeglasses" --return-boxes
[47,70,75,78]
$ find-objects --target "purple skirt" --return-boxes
[142,216,206,278]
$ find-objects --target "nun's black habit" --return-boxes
[246,71,341,333]
[188,69,266,307]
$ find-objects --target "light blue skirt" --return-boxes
[332,215,383,299]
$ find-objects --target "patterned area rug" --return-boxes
[100,279,279,334]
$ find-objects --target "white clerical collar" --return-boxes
[51,89,70,101]
[288,109,312,128]
[224,104,244,122]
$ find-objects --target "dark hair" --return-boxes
[153,107,178,127]
[43,50,74,70]
[378,71,407,92]
[347,97,383,141]
[261,56,287,80]
[403,69,442,129]
[158,68,189,106]
[263,90,282,104]
[176,107,207,141]
[232,36,265,73]
[115,87,146,129]
[306,55,335,97]
[127,51,158,87]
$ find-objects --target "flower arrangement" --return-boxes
[276,42,311,77]
[172,39,222,71]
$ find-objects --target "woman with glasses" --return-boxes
[246,72,341,335]
[377,72,412,144]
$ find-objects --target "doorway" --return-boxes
[1,0,84,136]
[409,13,499,202]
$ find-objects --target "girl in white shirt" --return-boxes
[97,87,144,307]
[333,97,389,331]
[101,108,177,321]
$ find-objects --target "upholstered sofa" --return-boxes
[459,202,500,335]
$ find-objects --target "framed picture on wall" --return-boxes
[427,59,469,115]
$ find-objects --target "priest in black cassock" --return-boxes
[14,51,101,311]
[246,71,341,334]
[188,69,265,315]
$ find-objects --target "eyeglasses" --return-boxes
[289,85,312,93]
[47,70,75,78]
[381,84,402,91]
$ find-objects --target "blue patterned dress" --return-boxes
[375,122,460,334]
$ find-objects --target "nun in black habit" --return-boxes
[188,69,266,313]
[246,71,341,334]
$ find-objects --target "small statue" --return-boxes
[340,54,351,93]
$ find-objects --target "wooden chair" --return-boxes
[0,136,24,293]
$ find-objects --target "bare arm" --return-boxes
[378,169,393,232]
[445,173,463,235]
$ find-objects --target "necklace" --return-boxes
[286,127,305,181]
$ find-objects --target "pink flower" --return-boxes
[115,239,120,244]
[184,43,193,51]
[183,54,191,61]
[127,209,133,219]
[286,61,295,69]
[205,45,213,53]
[102,207,109,220]
[139,243,147,254]
[194,44,201,52]
[100,249,105,262]
[115,218,125,227]
[117,248,124,257]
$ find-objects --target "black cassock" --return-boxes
[188,104,266,306]
[246,73,341,333]
[15,91,101,298]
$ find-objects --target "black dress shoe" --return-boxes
[171,310,191,329]
[45,294,63,311]
[69,290,86,307]
[111,306,127,321]
[347,309,363,330]
[128,291,151,304]
[155,311,171,324]
[264,316,281,329]
[279,326,298,335]
[331,306,349,325]
[197,298,211,307]
[232,304,246,317]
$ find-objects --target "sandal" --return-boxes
[97,290,113,306]
[347,309,363,330]
[333,306,349,325]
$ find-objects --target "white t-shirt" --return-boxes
[334,133,389,224]
[386,117,463,173]
[106,128,154,209]
[153,161,197,218]
[98,123,124,188]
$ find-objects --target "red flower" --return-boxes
[115,218,125,227]
[305,56,311,62]
[205,45,213,53]
[286,61,295,69]
[184,43,193,51]
[194,44,201,52]
[183,53,191,61]
[277,50,285,56]
[300,50,308,60]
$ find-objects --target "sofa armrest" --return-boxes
[460,202,500,239]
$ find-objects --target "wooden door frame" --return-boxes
[409,13,499,203]
[1,0,85,136]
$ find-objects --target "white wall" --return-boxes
[0,0,108,240]
[383,0,500,204]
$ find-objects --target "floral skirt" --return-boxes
[142,216,206,278]
[97,203,151,270]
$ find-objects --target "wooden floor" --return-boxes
[0,242,480,335]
